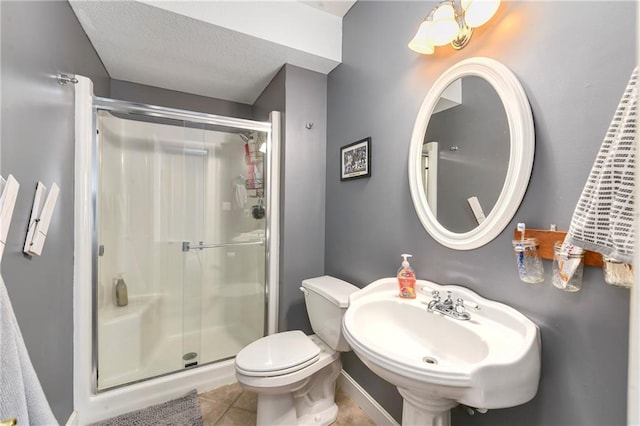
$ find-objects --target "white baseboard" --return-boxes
[65,410,79,426]
[337,370,399,426]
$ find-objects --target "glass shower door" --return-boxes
[95,108,267,390]
[180,129,267,367]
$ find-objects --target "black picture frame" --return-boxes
[340,137,371,181]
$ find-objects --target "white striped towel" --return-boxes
[565,67,637,264]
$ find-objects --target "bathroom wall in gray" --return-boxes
[0,1,110,422]
[278,65,328,332]
[253,66,285,122]
[326,1,634,425]
[110,79,255,120]
[252,64,328,333]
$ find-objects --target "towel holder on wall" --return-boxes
[24,181,59,256]
[513,228,604,267]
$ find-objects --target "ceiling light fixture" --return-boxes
[408,0,500,54]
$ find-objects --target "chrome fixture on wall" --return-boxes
[57,73,78,84]
[408,0,501,54]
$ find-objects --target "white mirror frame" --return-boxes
[408,57,534,250]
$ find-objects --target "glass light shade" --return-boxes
[408,21,435,54]
[429,3,459,46]
[461,0,500,28]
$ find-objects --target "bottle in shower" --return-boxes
[114,274,128,307]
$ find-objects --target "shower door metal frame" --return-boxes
[90,97,279,393]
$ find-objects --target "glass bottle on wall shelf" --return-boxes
[602,255,633,288]
[512,238,544,283]
[552,242,585,292]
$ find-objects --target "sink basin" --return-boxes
[342,278,541,425]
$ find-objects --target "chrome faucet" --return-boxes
[427,290,441,310]
[426,290,478,321]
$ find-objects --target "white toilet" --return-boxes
[234,275,359,426]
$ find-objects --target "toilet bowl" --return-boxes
[234,276,359,426]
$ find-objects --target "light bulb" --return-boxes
[461,0,500,28]
[408,20,435,54]
[428,2,459,46]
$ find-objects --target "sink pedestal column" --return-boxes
[398,388,457,426]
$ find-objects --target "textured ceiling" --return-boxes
[70,1,356,105]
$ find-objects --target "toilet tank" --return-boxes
[301,276,359,352]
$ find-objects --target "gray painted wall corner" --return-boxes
[279,64,328,333]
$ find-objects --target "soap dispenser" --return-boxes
[397,254,416,299]
[114,274,129,307]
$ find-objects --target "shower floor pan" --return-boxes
[98,323,258,390]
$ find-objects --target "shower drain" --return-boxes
[183,352,198,361]
[422,356,438,365]
[183,352,199,368]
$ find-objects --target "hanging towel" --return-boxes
[565,67,637,264]
[0,275,57,425]
[235,183,247,208]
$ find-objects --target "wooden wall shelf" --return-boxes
[513,228,604,267]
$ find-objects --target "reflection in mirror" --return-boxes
[423,76,509,233]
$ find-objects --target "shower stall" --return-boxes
[73,77,280,423]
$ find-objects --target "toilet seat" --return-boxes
[235,330,320,377]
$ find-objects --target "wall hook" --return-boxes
[305,122,314,130]
[58,74,78,85]
[24,181,59,256]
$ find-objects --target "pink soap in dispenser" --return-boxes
[397,254,416,299]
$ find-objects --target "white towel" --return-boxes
[235,183,247,208]
[565,67,637,264]
[0,275,57,425]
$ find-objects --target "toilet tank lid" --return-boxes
[301,275,359,308]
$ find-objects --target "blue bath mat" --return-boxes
[90,390,202,426]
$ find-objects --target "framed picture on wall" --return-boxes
[340,137,371,181]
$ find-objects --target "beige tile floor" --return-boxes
[199,382,376,425]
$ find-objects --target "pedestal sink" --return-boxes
[342,278,541,426]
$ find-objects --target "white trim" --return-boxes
[65,411,79,426]
[408,57,535,250]
[267,111,281,335]
[73,75,95,423]
[337,370,399,426]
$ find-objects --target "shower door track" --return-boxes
[93,96,271,132]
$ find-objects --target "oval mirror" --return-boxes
[408,57,534,250]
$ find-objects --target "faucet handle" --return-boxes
[465,301,480,310]
[444,291,453,305]
[431,290,440,300]
[456,298,480,311]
